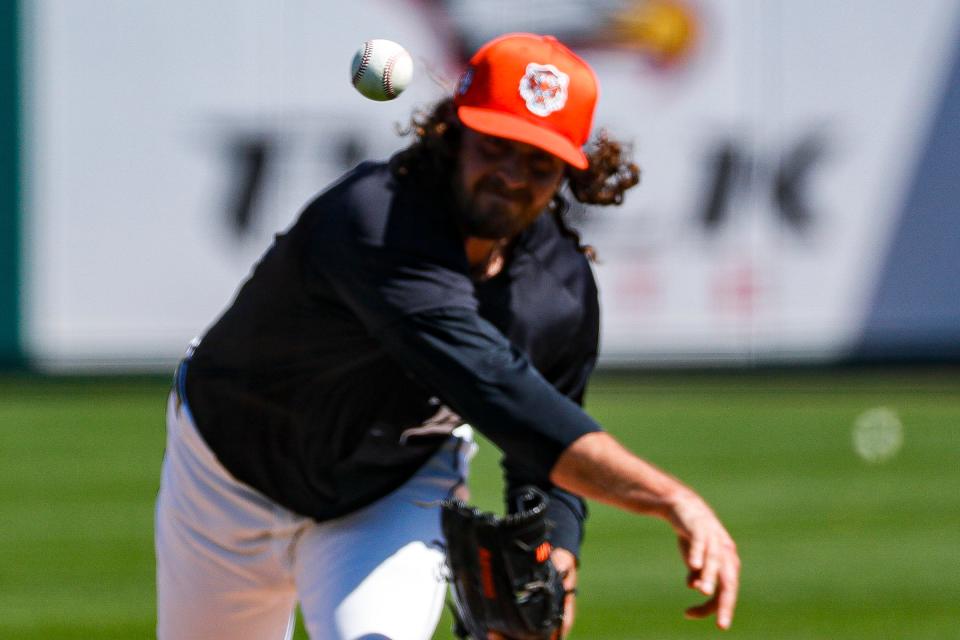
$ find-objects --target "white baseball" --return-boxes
[350,39,413,101]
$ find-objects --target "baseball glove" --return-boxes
[440,486,566,640]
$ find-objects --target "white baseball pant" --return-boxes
[155,391,475,640]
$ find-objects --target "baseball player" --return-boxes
[155,33,740,639]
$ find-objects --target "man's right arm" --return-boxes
[311,209,739,628]
[357,296,740,630]
[379,306,740,630]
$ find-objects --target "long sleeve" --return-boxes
[355,304,603,481]
[502,262,599,557]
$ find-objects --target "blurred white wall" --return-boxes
[18,0,960,370]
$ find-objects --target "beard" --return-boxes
[452,175,537,239]
[455,201,529,239]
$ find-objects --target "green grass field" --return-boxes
[1,369,958,639]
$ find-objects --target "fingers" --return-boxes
[561,589,576,638]
[694,543,721,595]
[684,595,718,620]
[686,533,706,571]
[683,540,739,630]
[550,548,578,638]
[680,535,717,595]
[684,573,737,630]
[677,528,740,630]
[669,493,741,629]
[715,543,740,630]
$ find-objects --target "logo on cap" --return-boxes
[518,63,569,117]
[457,67,474,96]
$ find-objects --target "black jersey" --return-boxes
[184,161,600,551]
[473,212,599,554]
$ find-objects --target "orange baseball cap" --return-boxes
[454,33,599,170]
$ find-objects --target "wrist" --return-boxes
[658,487,700,521]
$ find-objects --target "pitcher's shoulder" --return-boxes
[297,161,400,245]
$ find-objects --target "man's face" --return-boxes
[452,128,566,239]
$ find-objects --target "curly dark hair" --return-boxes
[390,98,640,260]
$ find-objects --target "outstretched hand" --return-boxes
[669,493,740,630]
[550,432,741,631]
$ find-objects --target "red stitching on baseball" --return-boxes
[383,52,400,99]
[352,41,373,87]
